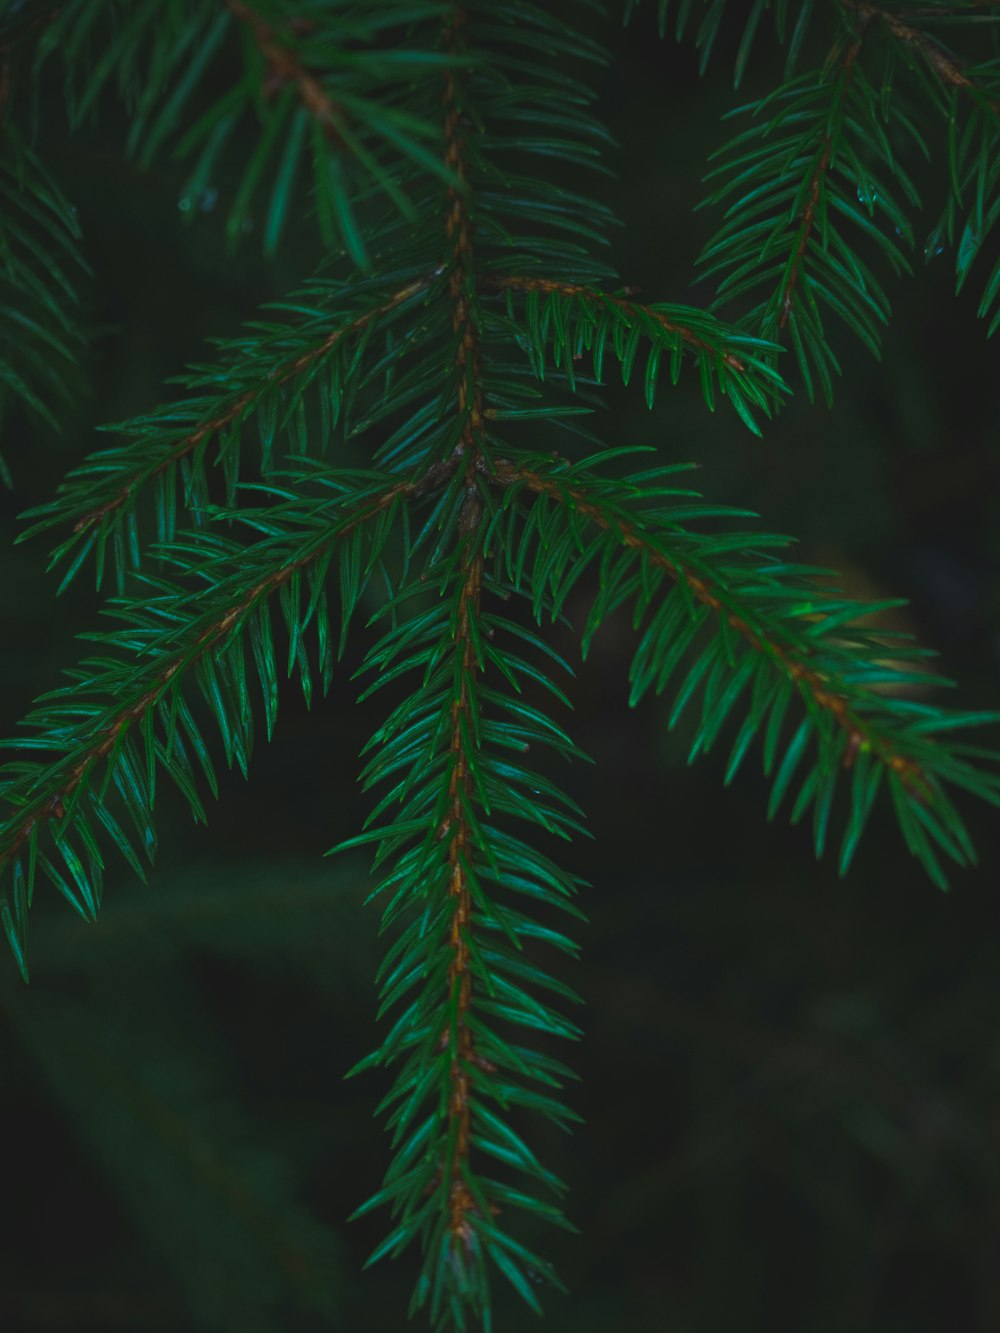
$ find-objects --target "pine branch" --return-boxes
[440,546,487,1242]
[439,10,490,1270]
[342,15,587,1325]
[775,23,871,331]
[869,4,1000,333]
[3,1,999,1327]
[486,275,751,369]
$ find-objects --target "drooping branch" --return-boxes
[482,275,750,373]
[67,273,438,539]
[502,460,933,799]
[848,0,1000,113]
[0,477,413,879]
[225,0,347,143]
[777,22,872,329]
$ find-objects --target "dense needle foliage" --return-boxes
[0,1,998,1327]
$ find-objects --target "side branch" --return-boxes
[849,1,1000,113]
[777,25,870,328]
[70,274,437,538]
[225,0,346,142]
[504,462,930,796]
[483,275,749,373]
[0,478,412,876]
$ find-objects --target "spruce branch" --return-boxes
[482,273,787,430]
[0,471,411,979]
[11,1,456,260]
[439,8,491,1269]
[863,3,1000,333]
[698,22,922,401]
[848,0,1000,112]
[774,20,872,332]
[341,14,586,1325]
[224,0,350,145]
[19,268,443,586]
[340,538,583,1330]
[496,453,1000,888]
[440,544,487,1247]
[485,275,752,370]
[2,0,999,1326]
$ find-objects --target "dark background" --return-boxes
[1,7,999,1331]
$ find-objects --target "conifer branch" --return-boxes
[0,131,89,485]
[776,22,872,330]
[346,13,589,1323]
[699,30,920,400]
[0,472,411,976]
[484,275,751,371]
[3,1,1000,1325]
[72,273,434,533]
[21,269,441,580]
[506,457,923,790]
[433,0,489,1275]
[0,558,295,874]
[483,274,786,430]
[494,454,1000,887]
[441,544,485,1246]
[849,0,1000,112]
[224,0,347,145]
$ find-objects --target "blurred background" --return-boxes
[0,6,999,1331]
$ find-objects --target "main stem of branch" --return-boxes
[441,5,485,1245]
[444,549,483,1241]
[778,25,869,329]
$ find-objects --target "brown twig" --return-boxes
[440,4,486,1248]
[441,544,484,1245]
[482,275,749,373]
[501,461,933,800]
[225,0,346,144]
[848,0,1000,112]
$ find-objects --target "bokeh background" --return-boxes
[1,7,998,1331]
